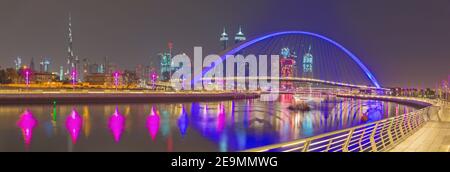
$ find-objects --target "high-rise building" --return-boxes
[39,57,51,73]
[234,26,246,44]
[159,43,175,81]
[302,45,314,78]
[59,66,64,81]
[234,26,246,55]
[66,13,79,80]
[14,57,22,71]
[104,56,109,74]
[30,57,35,71]
[160,52,172,81]
[82,58,89,81]
[220,28,229,50]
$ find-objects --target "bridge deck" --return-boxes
[390,103,450,152]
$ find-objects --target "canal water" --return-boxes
[0,94,421,152]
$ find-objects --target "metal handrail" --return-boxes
[244,98,432,152]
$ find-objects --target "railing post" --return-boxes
[358,128,366,151]
[324,138,334,152]
[302,140,311,152]
[379,121,387,149]
[342,129,354,152]
[406,113,413,134]
[370,122,379,152]
[387,119,394,145]
[398,115,405,137]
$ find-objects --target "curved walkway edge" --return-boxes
[338,94,450,152]
[389,103,450,152]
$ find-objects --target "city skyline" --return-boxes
[0,0,449,88]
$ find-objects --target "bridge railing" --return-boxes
[244,106,431,152]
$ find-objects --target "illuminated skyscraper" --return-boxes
[160,52,172,81]
[30,57,35,71]
[39,57,51,73]
[159,43,174,81]
[59,66,64,81]
[14,57,22,71]
[302,45,314,78]
[220,28,229,50]
[280,48,296,89]
[234,26,246,44]
[66,13,79,80]
[234,26,246,55]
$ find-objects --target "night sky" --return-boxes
[0,0,449,88]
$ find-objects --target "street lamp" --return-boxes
[21,67,32,90]
[71,68,77,90]
[113,71,121,91]
[150,71,158,90]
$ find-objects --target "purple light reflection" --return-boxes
[177,105,189,137]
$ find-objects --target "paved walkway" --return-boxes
[390,103,450,152]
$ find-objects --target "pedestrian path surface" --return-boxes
[390,103,450,152]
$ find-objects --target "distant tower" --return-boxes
[302,45,314,78]
[234,26,246,55]
[30,57,35,71]
[234,26,246,44]
[220,28,229,50]
[14,57,22,71]
[104,56,109,74]
[59,66,64,81]
[66,13,76,76]
[40,57,51,73]
[159,52,172,81]
[159,43,174,81]
[82,58,89,80]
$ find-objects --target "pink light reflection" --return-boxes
[65,108,82,144]
[146,106,160,141]
[108,107,125,142]
[17,109,38,146]
[216,104,226,132]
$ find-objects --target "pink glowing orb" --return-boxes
[108,107,125,142]
[112,71,121,85]
[146,106,160,141]
[150,72,158,81]
[17,110,38,146]
[65,108,83,144]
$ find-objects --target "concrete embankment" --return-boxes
[0,92,260,104]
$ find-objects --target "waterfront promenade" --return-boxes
[0,90,260,104]
[390,102,450,152]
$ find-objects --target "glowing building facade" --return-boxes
[280,48,296,89]
[302,45,314,78]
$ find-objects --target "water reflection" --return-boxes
[108,107,125,142]
[146,106,160,141]
[177,105,189,137]
[65,108,82,144]
[17,110,37,147]
[6,96,422,152]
